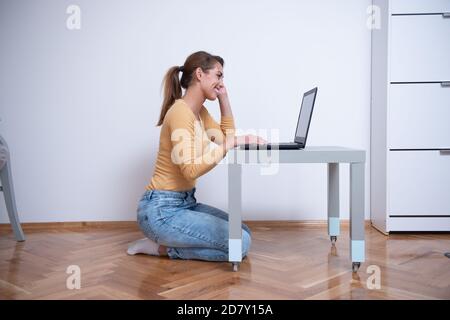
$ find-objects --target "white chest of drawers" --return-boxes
[371,0,450,232]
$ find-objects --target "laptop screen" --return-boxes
[294,87,317,145]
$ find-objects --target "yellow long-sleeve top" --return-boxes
[146,99,235,191]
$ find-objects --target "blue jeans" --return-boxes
[136,187,252,262]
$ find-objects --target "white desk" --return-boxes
[226,146,366,272]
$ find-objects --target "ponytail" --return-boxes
[157,66,183,126]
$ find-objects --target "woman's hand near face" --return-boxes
[216,83,233,118]
[214,83,228,100]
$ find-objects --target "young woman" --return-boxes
[127,51,266,262]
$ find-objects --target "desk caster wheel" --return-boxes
[352,262,361,273]
[232,262,240,272]
[330,236,337,245]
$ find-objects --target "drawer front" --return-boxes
[389,217,450,231]
[390,15,450,82]
[391,0,450,14]
[388,150,450,216]
[388,83,450,149]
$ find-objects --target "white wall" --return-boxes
[0,0,372,223]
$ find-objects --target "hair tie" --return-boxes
[178,66,184,72]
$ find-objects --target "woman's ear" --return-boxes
[194,67,203,81]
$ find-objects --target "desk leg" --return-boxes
[350,162,365,272]
[228,163,242,271]
[327,163,340,245]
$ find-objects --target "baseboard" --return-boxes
[0,219,372,231]
[0,221,138,231]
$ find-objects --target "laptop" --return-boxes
[240,87,318,150]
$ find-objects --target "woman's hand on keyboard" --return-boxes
[223,134,267,152]
[236,134,268,146]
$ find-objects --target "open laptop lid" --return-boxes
[294,87,318,146]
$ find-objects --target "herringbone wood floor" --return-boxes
[1,222,449,299]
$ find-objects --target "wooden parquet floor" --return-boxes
[1,222,449,299]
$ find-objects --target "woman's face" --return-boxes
[197,62,224,101]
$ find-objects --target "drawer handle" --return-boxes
[441,82,450,87]
[443,13,450,18]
